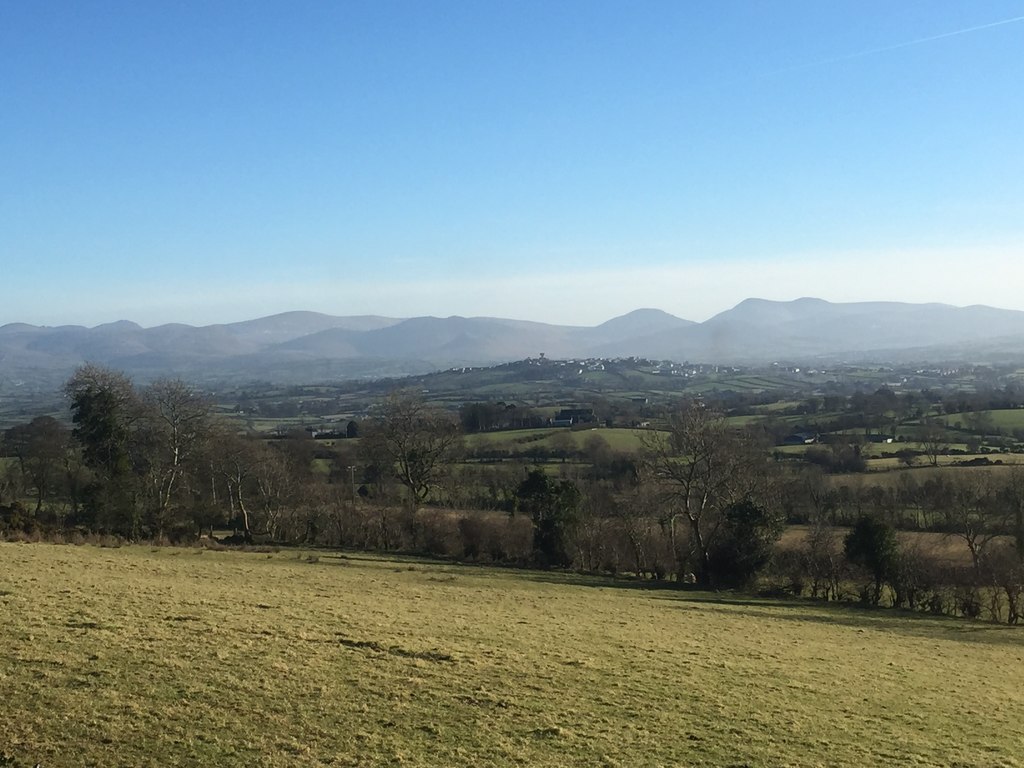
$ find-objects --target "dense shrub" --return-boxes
[707,500,783,589]
[844,516,899,605]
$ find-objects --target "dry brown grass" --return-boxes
[778,525,980,567]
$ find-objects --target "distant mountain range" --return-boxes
[3,299,1024,388]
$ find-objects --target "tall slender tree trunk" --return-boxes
[689,515,710,584]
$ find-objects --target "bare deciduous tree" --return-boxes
[945,473,1006,574]
[641,401,773,583]
[918,418,950,467]
[360,391,462,506]
[801,515,843,600]
[138,378,212,537]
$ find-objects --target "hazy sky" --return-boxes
[3,1,1023,327]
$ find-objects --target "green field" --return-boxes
[2,543,1023,767]
[943,409,1024,431]
[464,427,655,454]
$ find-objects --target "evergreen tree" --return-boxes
[516,469,580,568]
[844,516,899,605]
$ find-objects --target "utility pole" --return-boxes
[348,465,356,508]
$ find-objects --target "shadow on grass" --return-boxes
[677,597,1023,645]
[519,570,690,593]
[310,551,1023,646]
[520,571,1023,646]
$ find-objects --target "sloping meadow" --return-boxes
[1,543,1021,767]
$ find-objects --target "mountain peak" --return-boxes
[4,301,1024,389]
[596,308,693,329]
[93,320,143,332]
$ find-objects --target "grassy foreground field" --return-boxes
[2,544,1023,767]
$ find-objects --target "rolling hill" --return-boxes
[3,299,1024,388]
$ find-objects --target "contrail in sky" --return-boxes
[760,13,1024,78]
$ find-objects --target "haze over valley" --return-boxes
[4,297,1024,392]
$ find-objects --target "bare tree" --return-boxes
[613,480,670,580]
[251,443,301,540]
[571,481,620,572]
[801,515,843,600]
[359,391,462,506]
[945,473,1006,574]
[1001,467,1024,563]
[640,401,774,583]
[986,544,1024,624]
[207,429,261,541]
[138,378,212,537]
[918,418,950,467]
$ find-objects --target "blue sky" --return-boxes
[2,1,1023,327]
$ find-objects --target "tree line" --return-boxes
[2,365,1024,623]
